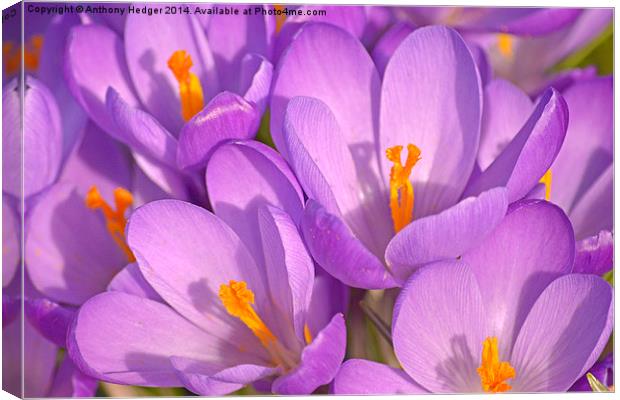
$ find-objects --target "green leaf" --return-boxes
[603,270,613,286]
[256,109,275,148]
[552,23,613,74]
[587,373,611,392]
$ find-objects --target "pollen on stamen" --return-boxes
[167,50,205,121]
[386,144,421,233]
[85,186,136,263]
[539,169,552,201]
[497,33,514,60]
[477,337,516,393]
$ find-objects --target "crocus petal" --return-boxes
[306,273,349,337]
[126,200,269,357]
[463,8,582,35]
[380,26,482,218]
[2,79,21,197]
[568,164,613,240]
[258,205,314,343]
[58,122,133,201]
[25,183,128,305]
[206,140,304,264]
[132,151,190,201]
[478,79,533,170]
[124,14,218,133]
[274,6,367,61]
[23,77,63,198]
[511,274,613,392]
[284,96,392,255]
[332,359,427,394]
[171,357,277,396]
[68,291,244,386]
[463,200,574,359]
[24,320,58,397]
[47,355,98,397]
[386,187,508,283]
[573,230,613,276]
[464,88,568,203]
[393,262,486,393]
[106,87,178,167]
[371,22,415,77]
[38,14,87,158]
[107,262,163,302]
[65,24,138,135]
[570,353,613,391]
[468,42,492,87]
[550,77,613,216]
[272,313,346,394]
[2,198,19,286]
[177,92,260,170]
[271,22,380,162]
[300,200,397,290]
[25,297,75,348]
[206,6,274,92]
[3,315,23,396]
[239,54,273,115]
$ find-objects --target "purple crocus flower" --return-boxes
[270,23,567,289]
[64,8,275,197]
[67,141,347,395]
[333,200,613,393]
[476,76,612,275]
[570,353,613,391]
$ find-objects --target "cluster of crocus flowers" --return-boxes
[2,3,614,397]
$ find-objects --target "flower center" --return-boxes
[3,35,43,76]
[274,5,287,33]
[477,336,516,393]
[539,169,552,201]
[85,186,136,263]
[219,280,298,370]
[386,144,421,233]
[167,50,205,121]
[497,33,514,60]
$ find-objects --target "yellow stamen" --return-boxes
[497,33,514,60]
[386,144,421,233]
[477,337,516,393]
[274,5,287,33]
[85,186,136,263]
[219,280,299,369]
[303,324,313,344]
[539,169,552,201]
[3,42,20,75]
[167,50,205,121]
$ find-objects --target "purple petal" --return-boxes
[463,200,574,359]
[464,88,568,203]
[106,87,178,167]
[2,79,21,198]
[272,313,346,394]
[464,8,582,35]
[284,96,391,256]
[206,6,274,92]
[25,183,128,305]
[380,26,482,218]
[177,92,260,170]
[37,14,87,158]
[107,262,163,302]
[550,77,612,225]
[259,205,314,343]
[393,262,486,393]
[3,314,24,396]
[239,54,273,115]
[24,320,58,397]
[68,291,242,386]
[23,77,63,198]
[25,297,76,348]
[573,230,613,276]
[333,359,427,394]
[300,200,397,290]
[65,24,138,135]
[568,164,613,240]
[124,14,218,133]
[511,274,613,392]
[126,200,269,356]
[467,41,492,87]
[58,122,133,201]
[271,22,380,162]
[478,79,533,170]
[371,22,414,77]
[47,356,98,397]
[306,274,349,337]
[2,198,19,286]
[386,187,508,283]
[131,151,191,201]
[171,357,276,395]
[570,353,613,391]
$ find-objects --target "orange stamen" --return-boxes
[539,169,552,201]
[167,50,205,121]
[386,144,421,233]
[274,5,287,33]
[497,33,514,60]
[477,337,516,393]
